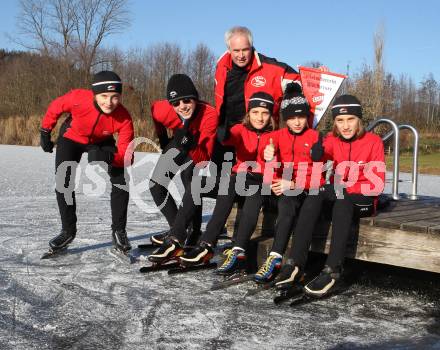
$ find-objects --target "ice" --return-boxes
[0,145,439,349]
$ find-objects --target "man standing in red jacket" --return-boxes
[40,71,134,255]
[212,26,301,165]
[210,26,303,238]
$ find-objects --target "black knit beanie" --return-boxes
[331,94,362,119]
[166,74,199,103]
[280,83,310,121]
[247,92,274,114]
[91,71,122,95]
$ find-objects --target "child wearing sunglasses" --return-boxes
[148,74,218,248]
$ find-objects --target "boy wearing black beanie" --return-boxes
[40,70,134,257]
[146,74,219,258]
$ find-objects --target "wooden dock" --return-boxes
[226,195,440,274]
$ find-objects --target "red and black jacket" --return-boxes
[323,132,386,196]
[223,123,275,180]
[271,128,325,190]
[42,89,134,168]
[151,100,218,165]
[215,51,300,124]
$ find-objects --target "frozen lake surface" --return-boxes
[0,145,439,349]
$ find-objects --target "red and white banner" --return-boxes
[299,66,346,128]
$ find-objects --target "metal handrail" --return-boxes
[382,125,419,200]
[366,118,400,200]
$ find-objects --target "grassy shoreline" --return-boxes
[386,152,440,175]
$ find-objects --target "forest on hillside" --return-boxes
[0,0,439,150]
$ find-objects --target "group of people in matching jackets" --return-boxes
[40,26,385,298]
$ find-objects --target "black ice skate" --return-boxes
[304,265,341,298]
[41,229,76,259]
[112,229,131,252]
[179,242,214,266]
[274,263,304,290]
[147,237,183,264]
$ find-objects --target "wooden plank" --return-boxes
[359,217,373,225]
[374,206,440,220]
[382,202,440,214]
[256,223,440,273]
[380,197,440,214]
[401,217,440,233]
[430,225,440,234]
[373,208,440,228]
[308,225,440,273]
[373,212,440,230]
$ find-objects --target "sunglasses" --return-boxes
[171,99,193,107]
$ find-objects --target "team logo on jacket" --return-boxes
[251,76,267,87]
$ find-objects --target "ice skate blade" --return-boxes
[168,262,217,275]
[139,261,181,273]
[41,247,67,259]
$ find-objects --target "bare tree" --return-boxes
[372,24,385,119]
[419,73,438,127]
[186,43,216,103]
[16,0,130,81]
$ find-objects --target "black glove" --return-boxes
[311,133,324,161]
[88,146,114,165]
[40,128,54,153]
[173,127,195,151]
[158,134,171,150]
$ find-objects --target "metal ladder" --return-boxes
[367,118,419,200]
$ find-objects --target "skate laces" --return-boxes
[222,248,232,256]
[219,249,237,270]
[257,255,279,276]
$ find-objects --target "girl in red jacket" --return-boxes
[151,92,276,273]
[275,95,385,298]
[254,88,325,283]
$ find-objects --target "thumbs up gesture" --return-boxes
[264,138,275,161]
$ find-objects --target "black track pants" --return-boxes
[200,173,266,250]
[149,141,202,232]
[288,184,374,269]
[55,134,129,232]
[270,194,304,255]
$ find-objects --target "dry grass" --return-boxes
[0,115,41,146]
[0,114,160,152]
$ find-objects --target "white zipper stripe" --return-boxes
[331,104,361,109]
[92,81,121,86]
[249,97,274,105]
